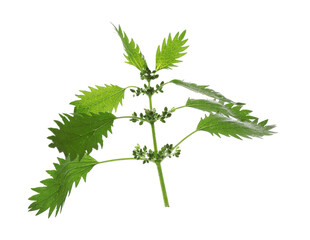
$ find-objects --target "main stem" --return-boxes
[148,80,170,207]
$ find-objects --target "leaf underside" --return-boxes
[113,24,148,71]
[48,112,116,160]
[156,31,188,71]
[28,155,98,217]
[186,98,257,122]
[197,113,275,139]
[170,79,242,104]
[71,84,125,114]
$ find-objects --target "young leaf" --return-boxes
[28,155,98,217]
[170,79,238,104]
[186,98,257,122]
[113,24,148,71]
[48,112,116,160]
[156,31,188,71]
[197,114,275,139]
[71,84,125,114]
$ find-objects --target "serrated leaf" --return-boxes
[197,114,275,139]
[48,112,116,160]
[170,79,240,104]
[186,98,257,122]
[156,31,188,71]
[71,84,125,114]
[113,24,148,71]
[28,155,98,217]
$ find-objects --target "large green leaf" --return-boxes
[113,24,148,71]
[170,79,239,104]
[71,84,125,114]
[48,112,116,160]
[186,98,256,122]
[28,155,98,217]
[156,31,188,71]
[197,114,275,139]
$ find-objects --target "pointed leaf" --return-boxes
[170,79,240,104]
[28,155,98,217]
[197,114,275,139]
[156,31,188,71]
[113,24,148,71]
[71,84,125,114]
[48,112,116,159]
[186,98,257,122]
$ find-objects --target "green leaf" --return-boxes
[156,31,188,71]
[48,112,116,160]
[28,155,98,217]
[186,98,257,122]
[113,24,148,71]
[71,84,125,114]
[197,114,275,140]
[170,79,240,104]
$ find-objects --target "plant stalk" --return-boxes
[148,80,170,207]
[156,161,169,207]
[173,130,198,150]
[98,157,136,164]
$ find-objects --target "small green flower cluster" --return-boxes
[140,66,159,81]
[132,144,181,164]
[130,81,165,97]
[132,144,154,164]
[157,144,181,160]
[130,107,174,124]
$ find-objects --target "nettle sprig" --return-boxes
[28,24,276,217]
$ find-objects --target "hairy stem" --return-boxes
[148,80,169,207]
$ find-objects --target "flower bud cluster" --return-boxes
[132,144,181,163]
[140,66,159,81]
[130,107,174,124]
[158,144,181,160]
[130,81,164,97]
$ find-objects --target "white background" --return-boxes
[1,0,309,239]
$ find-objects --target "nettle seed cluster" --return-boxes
[133,144,181,164]
[130,107,174,125]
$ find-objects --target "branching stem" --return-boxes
[148,80,169,207]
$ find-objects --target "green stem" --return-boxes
[173,130,198,150]
[147,80,169,207]
[148,82,153,110]
[98,157,136,164]
[156,161,169,207]
[125,85,139,90]
[173,105,186,111]
[116,116,146,122]
[150,123,158,154]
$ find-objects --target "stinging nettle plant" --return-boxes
[28,24,276,217]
